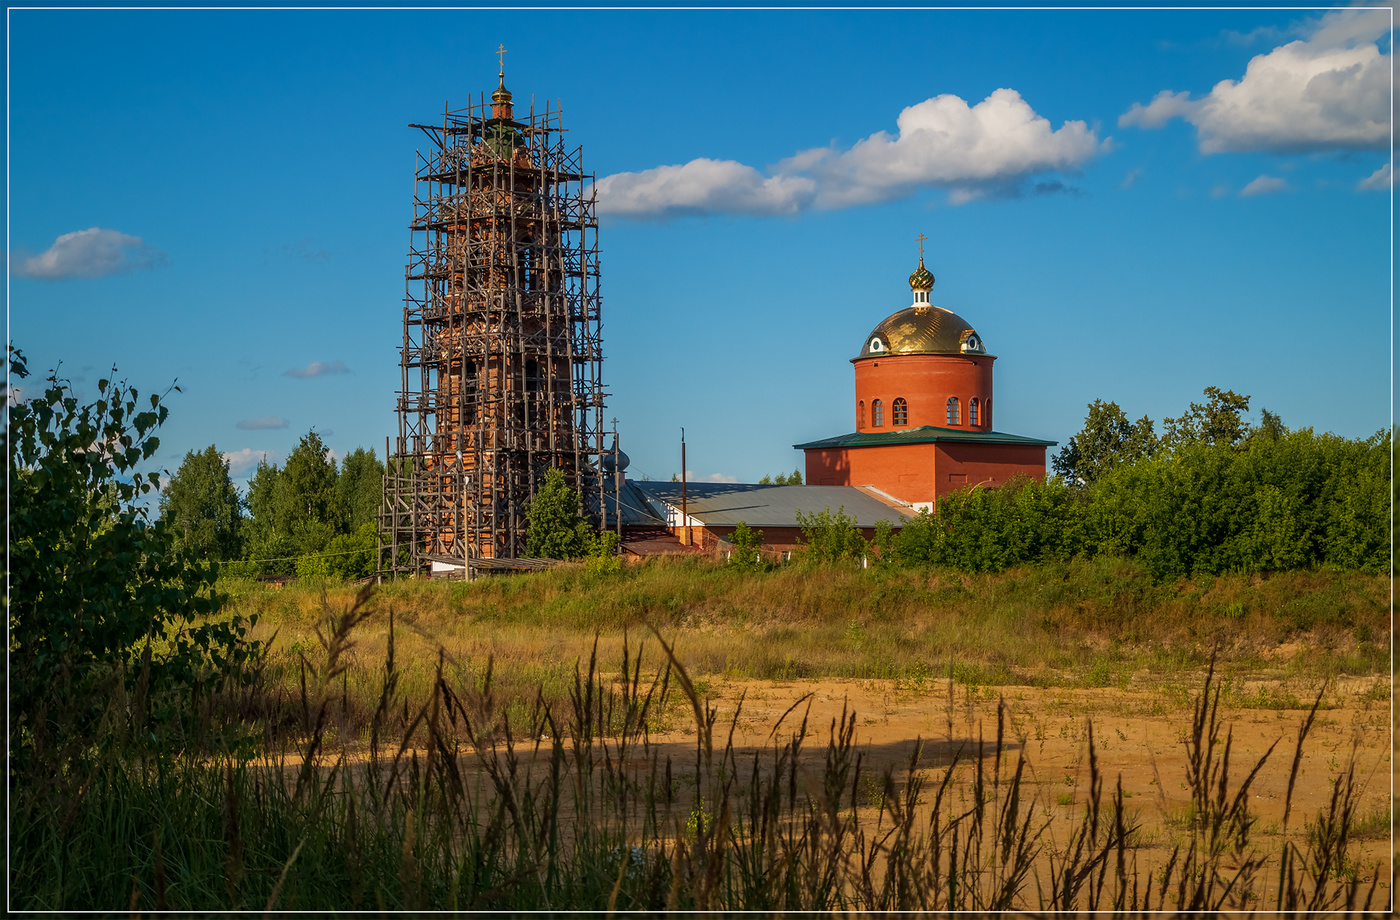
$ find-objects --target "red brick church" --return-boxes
[795,242,1053,510]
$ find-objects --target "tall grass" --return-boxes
[223,557,1388,730]
[12,588,1388,912]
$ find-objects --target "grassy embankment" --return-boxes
[18,611,1388,912]
[15,557,1390,911]
[222,554,1388,736]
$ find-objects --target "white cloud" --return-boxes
[1223,24,1291,47]
[596,88,1102,218]
[1240,175,1290,197]
[694,472,739,483]
[237,415,289,430]
[12,227,168,280]
[222,448,275,478]
[806,89,1101,208]
[284,360,350,379]
[1120,90,1196,130]
[1120,8,1391,155]
[594,159,815,218]
[1120,168,1143,189]
[1358,162,1392,191]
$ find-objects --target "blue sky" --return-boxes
[8,4,1392,489]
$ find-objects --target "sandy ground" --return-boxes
[637,673,1394,898]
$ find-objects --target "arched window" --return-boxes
[872,399,884,427]
[858,400,865,429]
[969,397,979,426]
[892,397,908,426]
[985,399,991,428]
[946,397,960,425]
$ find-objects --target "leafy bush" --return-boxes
[726,521,765,570]
[585,530,623,576]
[295,522,378,580]
[796,506,866,565]
[6,348,258,778]
[894,476,1086,572]
[889,421,1387,580]
[1089,429,1390,578]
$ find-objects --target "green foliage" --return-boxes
[869,518,897,565]
[336,446,384,531]
[6,349,257,779]
[241,431,346,574]
[1087,426,1389,578]
[726,521,766,570]
[894,476,1087,572]
[241,455,292,572]
[887,406,1388,581]
[1162,386,1252,451]
[585,530,623,576]
[292,524,377,581]
[526,467,594,559]
[759,469,804,485]
[796,506,867,565]
[159,444,244,560]
[1052,399,1157,485]
[278,429,340,552]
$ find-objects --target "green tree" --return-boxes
[7,349,256,779]
[159,444,243,561]
[726,521,766,570]
[526,467,593,559]
[241,455,295,573]
[1251,408,1287,444]
[759,469,804,485]
[277,430,340,550]
[1053,400,1157,485]
[337,446,384,531]
[1162,386,1252,451]
[239,432,342,574]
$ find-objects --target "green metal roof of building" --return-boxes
[793,425,1056,451]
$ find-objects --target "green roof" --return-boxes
[794,425,1056,451]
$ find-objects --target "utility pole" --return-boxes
[680,427,688,546]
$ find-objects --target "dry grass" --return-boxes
[14,572,1391,912]
[218,556,1389,735]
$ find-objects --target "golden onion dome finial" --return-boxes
[908,257,935,292]
[492,44,512,106]
[909,233,935,292]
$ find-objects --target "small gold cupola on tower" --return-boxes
[909,233,935,315]
[491,44,514,119]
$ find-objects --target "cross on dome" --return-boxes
[491,45,514,109]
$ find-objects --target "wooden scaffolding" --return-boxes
[381,73,606,574]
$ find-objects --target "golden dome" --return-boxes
[857,306,988,359]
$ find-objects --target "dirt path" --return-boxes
[642,673,1393,895]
